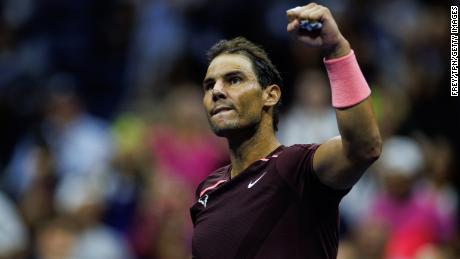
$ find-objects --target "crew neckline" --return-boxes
[226,145,285,179]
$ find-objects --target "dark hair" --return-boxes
[206,37,283,131]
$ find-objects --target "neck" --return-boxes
[227,123,281,178]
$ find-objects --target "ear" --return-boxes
[263,84,281,108]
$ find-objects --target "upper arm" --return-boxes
[313,132,379,190]
[312,98,382,190]
[312,135,376,190]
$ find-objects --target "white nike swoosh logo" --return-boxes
[248,171,268,189]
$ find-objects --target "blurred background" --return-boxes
[0,0,458,258]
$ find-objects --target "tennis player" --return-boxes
[190,3,382,258]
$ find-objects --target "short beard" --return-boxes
[208,117,259,139]
[209,120,240,137]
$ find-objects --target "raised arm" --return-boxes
[287,3,382,190]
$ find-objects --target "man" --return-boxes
[190,3,382,259]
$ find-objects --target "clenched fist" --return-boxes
[286,3,351,59]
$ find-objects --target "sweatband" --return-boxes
[324,50,371,108]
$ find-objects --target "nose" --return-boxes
[212,80,226,102]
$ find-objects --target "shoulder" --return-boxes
[194,165,230,199]
[269,144,322,197]
[283,144,320,153]
[275,144,320,168]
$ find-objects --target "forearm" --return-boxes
[335,99,382,162]
[325,41,382,162]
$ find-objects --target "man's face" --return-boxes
[203,54,265,137]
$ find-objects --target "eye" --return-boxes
[203,81,214,91]
[229,76,242,85]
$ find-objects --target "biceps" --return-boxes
[312,136,371,190]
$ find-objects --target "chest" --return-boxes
[190,167,299,258]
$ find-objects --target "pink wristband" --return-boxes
[324,50,371,108]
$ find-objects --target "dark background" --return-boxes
[0,0,458,258]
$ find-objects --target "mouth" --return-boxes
[211,106,233,116]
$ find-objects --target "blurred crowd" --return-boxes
[0,0,458,258]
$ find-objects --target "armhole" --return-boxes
[306,146,351,205]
